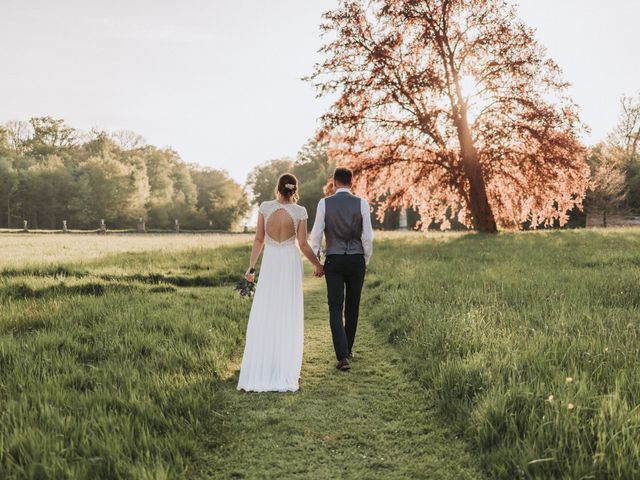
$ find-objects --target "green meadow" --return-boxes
[367,229,640,479]
[0,234,252,479]
[1,230,640,479]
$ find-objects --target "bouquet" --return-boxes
[234,278,256,298]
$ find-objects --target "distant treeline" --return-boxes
[0,117,250,230]
[585,93,640,223]
[0,117,456,233]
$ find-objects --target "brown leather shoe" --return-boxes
[336,358,351,371]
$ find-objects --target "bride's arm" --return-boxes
[245,214,265,282]
[297,219,323,275]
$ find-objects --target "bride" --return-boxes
[237,173,324,392]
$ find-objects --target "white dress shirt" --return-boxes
[309,188,374,264]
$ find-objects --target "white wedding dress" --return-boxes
[237,200,308,392]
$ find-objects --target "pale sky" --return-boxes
[1,1,639,184]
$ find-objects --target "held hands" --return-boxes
[312,249,324,277]
[313,263,324,278]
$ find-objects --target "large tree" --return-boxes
[309,0,589,232]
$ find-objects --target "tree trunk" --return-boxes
[453,106,498,233]
[448,68,498,233]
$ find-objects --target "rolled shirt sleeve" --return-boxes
[360,198,374,264]
[309,198,325,259]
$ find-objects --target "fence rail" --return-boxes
[0,218,252,235]
[0,229,249,235]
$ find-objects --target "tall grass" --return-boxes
[5,230,640,478]
[366,229,640,478]
[0,242,252,479]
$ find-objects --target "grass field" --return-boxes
[0,234,252,478]
[1,230,640,479]
[207,277,481,479]
[0,233,251,268]
[367,229,640,479]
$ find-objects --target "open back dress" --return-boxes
[237,200,308,392]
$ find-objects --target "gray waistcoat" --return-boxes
[324,192,364,256]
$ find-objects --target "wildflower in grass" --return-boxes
[604,347,609,353]
[567,403,575,410]
[547,395,554,402]
[565,377,573,383]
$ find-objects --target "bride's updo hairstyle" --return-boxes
[275,173,299,203]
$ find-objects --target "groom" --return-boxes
[310,167,374,371]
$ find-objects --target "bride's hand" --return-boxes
[245,269,255,283]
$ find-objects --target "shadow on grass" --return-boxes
[0,244,250,293]
[0,282,144,300]
[0,265,89,278]
[0,268,236,289]
[98,272,238,288]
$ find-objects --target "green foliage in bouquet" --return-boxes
[234,278,255,298]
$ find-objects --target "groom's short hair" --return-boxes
[333,167,353,186]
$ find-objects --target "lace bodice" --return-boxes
[259,201,308,247]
